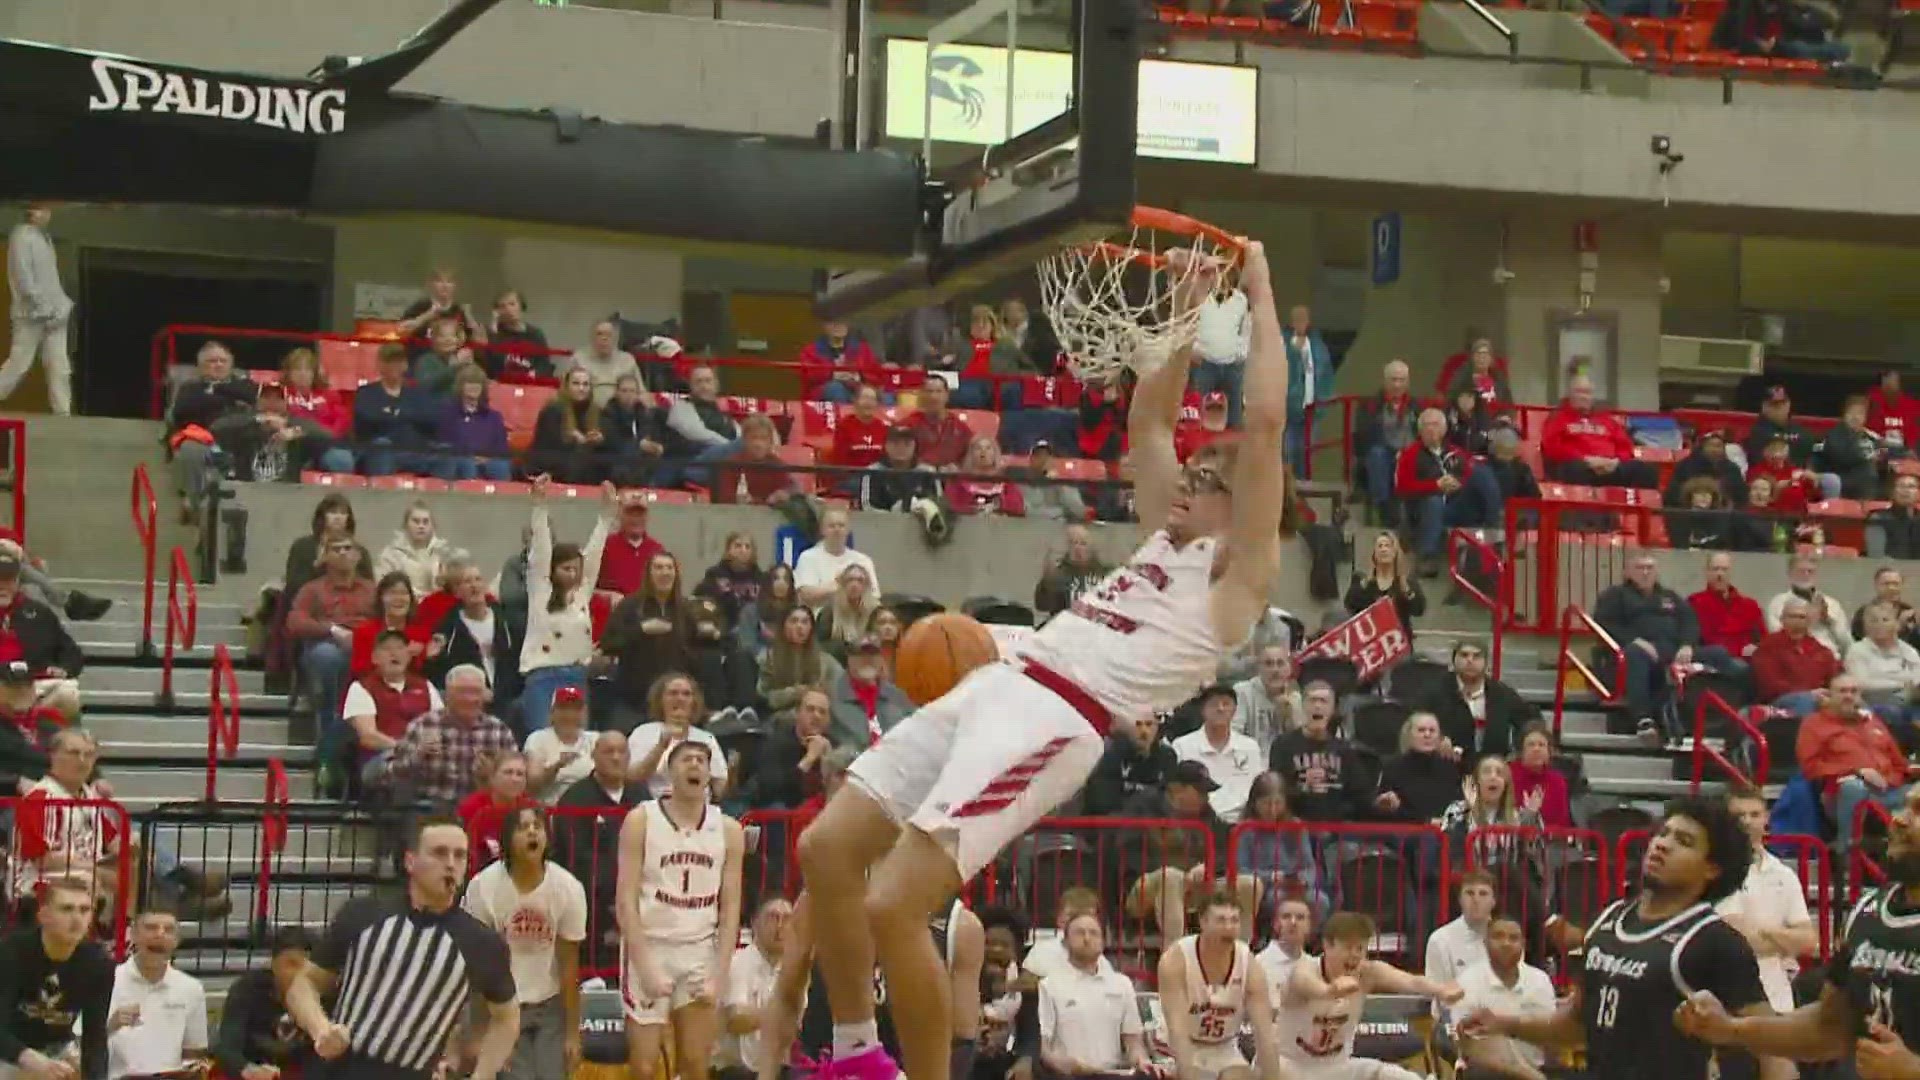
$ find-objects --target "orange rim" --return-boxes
[1132,206,1248,256]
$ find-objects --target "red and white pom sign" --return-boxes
[1292,598,1410,683]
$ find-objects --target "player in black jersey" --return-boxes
[1678,784,1920,1079]
[761,890,984,1080]
[1463,796,1769,1079]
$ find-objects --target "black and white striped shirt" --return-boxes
[314,895,515,1079]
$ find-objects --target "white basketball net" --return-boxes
[1037,219,1242,385]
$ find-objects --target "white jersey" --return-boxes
[635,798,727,944]
[1172,935,1252,1045]
[1276,956,1362,1065]
[1019,530,1228,720]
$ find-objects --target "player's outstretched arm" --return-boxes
[1210,242,1288,647]
[1463,998,1588,1051]
[1156,946,1202,1078]
[1676,986,1852,1062]
[1360,960,1463,1007]
[1242,958,1287,1080]
[1129,253,1213,535]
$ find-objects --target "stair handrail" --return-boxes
[205,644,241,803]
[131,465,158,657]
[159,546,197,707]
[1689,690,1770,792]
[1851,798,1896,900]
[1446,527,1508,679]
[0,418,28,543]
[1552,604,1626,740]
[258,758,289,926]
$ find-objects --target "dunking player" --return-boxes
[1464,796,1768,1079]
[1279,912,1462,1080]
[1676,783,1920,1079]
[1157,891,1286,1080]
[757,890,984,1080]
[616,742,746,1080]
[796,243,1291,1080]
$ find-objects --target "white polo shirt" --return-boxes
[1255,943,1305,1012]
[1423,916,1489,1020]
[1453,960,1555,1068]
[1038,962,1142,1071]
[1717,848,1812,1013]
[723,944,781,1071]
[793,545,880,601]
[1170,728,1264,822]
[107,960,208,1079]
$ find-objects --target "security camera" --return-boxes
[1651,135,1671,155]
[1651,134,1684,175]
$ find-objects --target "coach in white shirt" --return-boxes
[107,910,209,1080]
[1171,685,1263,822]
[1038,914,1156,1078]
[1424,870,1495,1021]
[724,898,792,1075]
[1254,895,1314,1011]
[1719,789,1817,1015]
[1453,916,1555,1072]
[1190,287,1251,428]
[794,509,880,608]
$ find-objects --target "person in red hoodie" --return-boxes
[1751,595,1843,716]
[1687,552,1764,669]
[832,383,890,470]
[458,748,539,873]
[799,319,883,404]
[1868,370,1920,451]
[1794,672,1910,854]
[1538,375,1658,488]
[1393,407,1505,566]
[1744,433,1820,514]
[278,346,357,473]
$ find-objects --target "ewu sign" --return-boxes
[1292,598,1410,684]
[85,57,347,134]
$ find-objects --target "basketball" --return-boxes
[894,613,1000,705]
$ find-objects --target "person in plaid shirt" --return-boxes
[389,664,518,806]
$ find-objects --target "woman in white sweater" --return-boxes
[1845,600,1920,727]
[520,475,617,732]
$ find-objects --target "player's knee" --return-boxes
[795,823,841,883]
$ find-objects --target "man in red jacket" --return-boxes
[1687,552,1764,668]
[1795,672,1911,853]
[1868,369,1920,450]
[1751,596,1843,716]
[1538,375,1658,488]
[1393,407,1505,569]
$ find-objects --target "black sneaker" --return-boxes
[62,593,111,622]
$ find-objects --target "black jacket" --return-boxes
[1668,508,1736,550]
[170,376,258,434]
[749,724,821,809]
[426,601,520,704]
[1869,505,1920,560]
[686,631,757,712]
[213,967,306,1076]
[0,597,83,678]
[1344,573,1426,633]
[0,709,52,796]
[600,400,669,456]
[1083,734,1178,816]
[693,561,764,629]
[1730,510,1784,553]
[1268,731,1372,821]
[1417,676,1538,759]
[1664,449,1748,507]
[1481,456,1542,504]
[1352,394,1419,459]
[601,595,694,711]
[1592,581,1697,660]
[554,776,641,889]
[1817,424,1883,497]
[1378,750,1464,822]
[1745,416,1820,468]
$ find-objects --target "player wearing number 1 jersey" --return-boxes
[1465,796,1767,1080]
[796,242,1296,1080]
[1279,912,1461,1080]
[617,741,746,1080]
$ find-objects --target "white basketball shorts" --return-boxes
[622,936,716,1024]
[1187,1042,1252,1080]
[846,660,1107,880]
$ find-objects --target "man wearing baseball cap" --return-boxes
[0,637,55,799]
[1744,386,1841,499]
[1120,759,1250,939]
[0,553,85,722]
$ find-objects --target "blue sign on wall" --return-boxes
[1371,212,1401,286]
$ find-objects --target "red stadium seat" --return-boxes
[248,369,280,387]
[1798,544,1860,558]
[318,340,381,389]
[301,471,368,488]
[452,479,532,496]
[367,476,450,492]
[631,488,704,506]
[788,402,840,454]
[1053,458,1112,483]
[1810,499,1867,519]
[953,409,1000,445]
[493,384,555,451]
[777,444,819,495]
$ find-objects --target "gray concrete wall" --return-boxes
[225,482,1334,618]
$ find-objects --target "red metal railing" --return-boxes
[205,644,241,803]
[1689,690,1769,792]
[160,546,196,705]
[1850,798,1896,901]
[259,759,289,927]
[1,796,135,958]
[1465,825,1612,985]
[1228,820,1451,961]
[1552,605,1625,738]
[0,418,26,543]
[1446,527,1507,679]
[130,464,158,657]
[1618,826,1832,961]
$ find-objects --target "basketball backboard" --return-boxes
[816,0,1139,320]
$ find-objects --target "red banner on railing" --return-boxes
[1293,597,1410,683]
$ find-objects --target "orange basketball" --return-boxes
[894,613,1000,705]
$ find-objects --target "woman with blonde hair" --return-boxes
[1376,711,1463,824]
[528,366,607,483]
[1439,753,1549,902]
[946,436,1026,517]
[374,499,454,596]
[816,563,882,659]
[277,347,355,472]
[1344,531,1426,634]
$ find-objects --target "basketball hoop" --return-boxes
[1037,207,1247,385]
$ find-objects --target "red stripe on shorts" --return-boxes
[950,737,1073,818]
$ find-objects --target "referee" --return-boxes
[286,815,519,1080]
